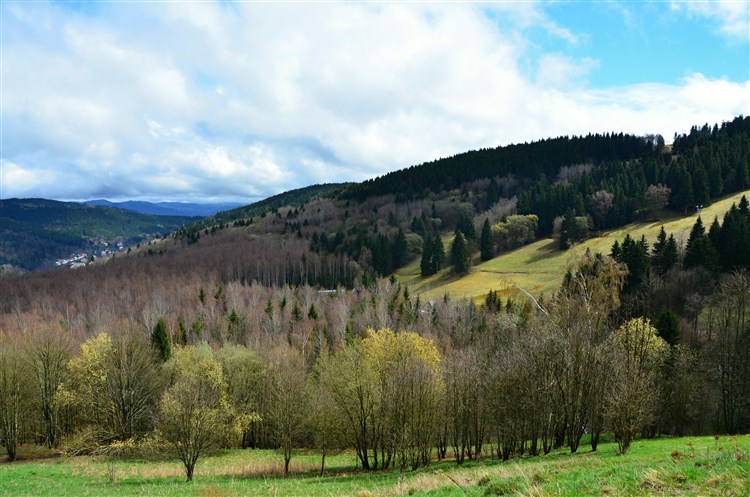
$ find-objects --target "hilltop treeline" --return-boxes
[344,116,749,239]
[344,133,654,202]
[520,116,750,236]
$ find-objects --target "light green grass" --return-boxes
[1,436,749,496]
[397,190,750,303]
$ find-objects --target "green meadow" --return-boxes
[2,436,749,496]
[397,189,750,303]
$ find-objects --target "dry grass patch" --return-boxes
[199,485,238,497]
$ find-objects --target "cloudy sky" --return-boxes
[2,1,749,203]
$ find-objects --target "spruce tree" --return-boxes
[613,234,650,293]
[683,217,706,269]
[457,212,477,241]
[420,235,434,276]
[739,195,750,221]
[559,209,578,250]
[420,232,445,276]
[662,234,679,275]
[480,218,495,261]
[683,217,719,272]
[291,301,303,322]
[392,229,408,269]
[611,240,622,260]
[432,233,446,273]
[654,308,680,346]
[651,227,667,275]
[652,227,679,276]
[151,317,171,362]
[451,232,470,274]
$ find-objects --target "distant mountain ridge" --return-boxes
[83,199,244,217]
[0,198,198,270]
[188,183,349,229]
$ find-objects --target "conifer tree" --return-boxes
[651,227,667,274]
[683,217,719,272]
[662,234,679,275]
[739,195,750,221]
[420,232,445,276]
[612,234,650,293]
[433,233,446,273]
[651,227,678,276]
[654,308,680,346]
[420,235,434,277]
[457,212,477,241]
[480,218,495,262]
[392,229,408,269]
[451,232,470,274]
[151,317,171,362]
[559,210,579,250]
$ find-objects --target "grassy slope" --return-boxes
[1,436,748,496]
[397,190,750,304]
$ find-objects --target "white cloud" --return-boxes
[536,54,600,88]
[1,2,748,203]
[671,0,750,41]
[1,161,44,195]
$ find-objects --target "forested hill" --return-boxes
[159,115,750,289]
[344,116,750,236]
[344,132,655,202]
[187,183,348,230]
[0,199,197,270]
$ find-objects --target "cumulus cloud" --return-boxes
[1,1,748,202]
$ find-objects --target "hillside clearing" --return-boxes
[397,189,750,303]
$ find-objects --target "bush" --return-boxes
[59,427,104,456]
[491,215,538,252]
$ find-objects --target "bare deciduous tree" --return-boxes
[26,327,71,449]
[267,346,308,477]
[157,344,228,482]
[0,336,32,461]
[606,318,667,454]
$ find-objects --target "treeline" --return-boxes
[343,133,655,202]
[2,253,749,481]
[519,116,750,236]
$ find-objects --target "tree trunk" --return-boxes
[284,450,291,477]
[591,431,600,452]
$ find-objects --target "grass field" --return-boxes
[397,190,750,303]
[1,436,749,496]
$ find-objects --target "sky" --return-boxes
[1,1,749,204]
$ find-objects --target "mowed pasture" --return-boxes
[397,189,750,303]
[1,436,749,496]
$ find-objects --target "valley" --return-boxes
[1,117,749,495]
[4,3,749,495]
